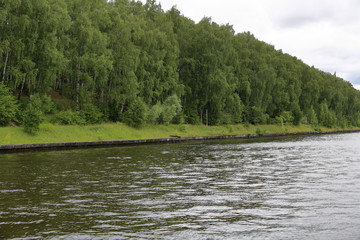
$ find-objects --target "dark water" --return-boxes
[1,133,360,239]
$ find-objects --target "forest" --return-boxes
[1,0,360,133]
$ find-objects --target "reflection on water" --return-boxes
[1,133,360,239]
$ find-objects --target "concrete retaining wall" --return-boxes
[1,129,359,153]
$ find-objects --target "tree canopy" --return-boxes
[1,0,359,127]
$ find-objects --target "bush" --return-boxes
[147,103,162,124]
[185,107,200,124]
[219,112,233,125]
[318,102,336,128]
[224,94,244,124]
[0,83,17,126]
[53,110,85,125]
[79,103,103,124]
[280,111,294,124]
[163,95,182,124]
[123,99,146,128]
[290,103,302,126]
[249,106,266,124]
[146,95,183,125]
[22,94,45,134]
[275,116,284,126]
[304,107,318,126]
[162,104,177,125]
[41,94,56,114]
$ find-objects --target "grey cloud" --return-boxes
[270,0,360,29]
[277,15,325,28]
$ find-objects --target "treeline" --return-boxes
[1,0,360,130]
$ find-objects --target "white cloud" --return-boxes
[353,84,360,91]
[140,0,360,89]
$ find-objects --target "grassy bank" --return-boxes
[1,123,359,145]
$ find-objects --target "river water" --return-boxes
[1,133,360,239]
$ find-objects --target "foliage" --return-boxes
[0,0,359,128]
[147,103,162,124]
[0,83,17,126]
[290,102,302,125]
[40,95,56,114]
[318,102,337,128]
[123,99,146,128]
[161,95,182,124]
[22,95,44,134]
[280,111,294,124]
[79,103,103,124]
[146,95,182,124]
[53,110,86,125]
[249,106,267,124]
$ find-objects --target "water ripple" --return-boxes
[1,133,360,239]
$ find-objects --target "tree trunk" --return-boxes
[2,51,9,82]
[76,77,80,111]
[18,76,26,100]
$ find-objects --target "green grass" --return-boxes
[0,122,359,145]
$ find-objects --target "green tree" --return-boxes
[64,0,112,109]
[146,103,162,124]
[123,98,146,128]
[79,103,103,124]
[0,83,17,126]
[161,94,182,124]
[22,94,44,134]
[290,102,302,125]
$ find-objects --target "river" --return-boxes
[1,133,360,239]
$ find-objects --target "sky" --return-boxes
[140,0,360,90]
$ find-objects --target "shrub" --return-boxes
[163,95,182,124]
[219,112,233,125]
[79,103,103,124]
[22,94,45,134]
[147,103,162,124]
[23,108,43,134]
[304,107,318,126]
[22,110,42,134]
[162,104,177,125]
[41,94,56,114]
[0,83,17,126]
[123,99,146,128]
[53,110,85,125]
[185,107,200,124]
[291,103,302,126]
[318,102,337,128]
[249,106,266,124]
[280,111,294,124]
[224,94,244,124]
[146,95,183,125]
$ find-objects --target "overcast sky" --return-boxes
[140,0,360,90]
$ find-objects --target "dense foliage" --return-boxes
[1,0,360,129]
[0,83,17,126]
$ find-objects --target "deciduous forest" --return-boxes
[1,0,360,132]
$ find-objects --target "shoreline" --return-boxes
[1,129,359,153]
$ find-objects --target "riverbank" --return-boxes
[1,123,360,152]
[1,129,360,153]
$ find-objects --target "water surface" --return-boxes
[1,133,360,239]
